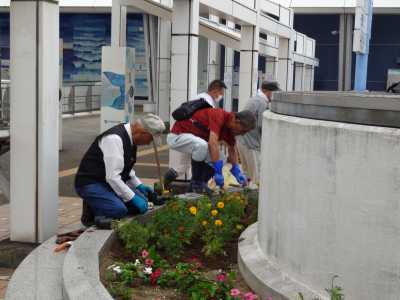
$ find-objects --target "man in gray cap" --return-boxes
[236,81,280,185]
[75,114,165,226]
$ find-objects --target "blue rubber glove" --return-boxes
[136,184,153,195]
[131,193,148,214]
[230,164,248,187]
[213,160,224,188]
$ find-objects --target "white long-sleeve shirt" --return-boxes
[194,92,217,107]
[98,123,142,202]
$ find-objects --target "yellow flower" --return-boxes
[202,220,208,226]
[211,209,218,217]
[217,202,225,209]
[236,224,244,230]
[189,206,197,215]
[215,219,223,226]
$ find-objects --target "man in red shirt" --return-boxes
[167,108,256,193]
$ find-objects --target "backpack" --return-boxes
[172,98,212,121]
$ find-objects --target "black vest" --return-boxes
[75,124,137,188]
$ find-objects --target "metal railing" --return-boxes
[61,82,102,115]
[0,80,10,128]
[0,81,101,125]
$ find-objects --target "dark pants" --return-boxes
[191,160,215,186]
[76,183,141,219]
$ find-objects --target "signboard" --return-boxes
[101,47,136,132]
[353,0,371,54]
[387,69,400,89]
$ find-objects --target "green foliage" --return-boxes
[297,275,345,300]
[195,193,247,256]
[109,191,257,299]
[148,199,198,257]
[158,262,237,300]
[326,275,344,300]
[113,219,149,255]
[108,281,132,300]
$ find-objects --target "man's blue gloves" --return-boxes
[231,163,248,187]
[213,160,224,188]
[136,184,153,195]
[131,193,148,214]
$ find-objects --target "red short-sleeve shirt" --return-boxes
[171,108,236,146]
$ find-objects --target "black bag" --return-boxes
[172,98,211,121]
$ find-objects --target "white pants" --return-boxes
[236,141,260,184]
[167,133,210,162]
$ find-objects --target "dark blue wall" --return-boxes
[295,14,400,91]
[368,15,400,91]
[294,14,340,91]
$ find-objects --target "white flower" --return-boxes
[134,259,141,267]
[143,266,153,275]
[113,266,122,274]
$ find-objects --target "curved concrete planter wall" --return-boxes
[240,110,400,299]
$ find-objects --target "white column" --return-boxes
[294,63,305,91]
[338,14,353,91]
[277,37,294,91]
[239,25,259,111]
[169,0,199,176]
[111,0,127,47]
[10,0,59,243]
[265,56,277,81]
[197,36,209,93]
[223,20,235,112]
[207,14,220,84]
[311,66,315,91]
[59,39,63,151]
[156,14,171,122]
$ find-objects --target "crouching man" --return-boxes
[167,108,256,193]
[75,114,165,226]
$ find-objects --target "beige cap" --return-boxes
[139,113,166,146]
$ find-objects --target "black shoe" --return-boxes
[164,168,178,190]
[81,200,95,227]
[94,216,113,230]
[190,180,205,194]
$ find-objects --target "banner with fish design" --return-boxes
[100,47,135,132]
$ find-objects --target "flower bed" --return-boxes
[101,190,259,300]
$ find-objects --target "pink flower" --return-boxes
[244,292,258,300]
[145,258,154,266]
[230,288,241,297]
[216,273,226,282]
[150,268,161,285]
[141,250,149,258]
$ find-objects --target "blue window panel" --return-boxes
[294,14,340,91]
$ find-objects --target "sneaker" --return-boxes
[81,200,95,227]
[190,180,204,194]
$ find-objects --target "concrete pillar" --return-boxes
[59,39,63,151]
[169,0,199,176]
[311,66,315,91]
[10,0,59,243]
[239,25,259,111]
[207,14,220,84]
[223,20,235,112]
[111,0,127,47]
[277,37,294,91]
[338,14,353,91]
[197,36,209,93]
[156,13,171,122]
[294,62,305,91]
[265,56,277,81]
